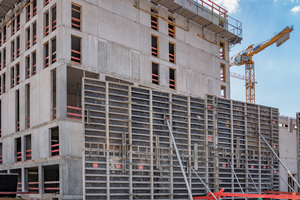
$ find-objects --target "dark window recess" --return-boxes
[11,40,15,61]
[44,165,59,194]
[51,127,59,157]
[71,36,81,63]
[0,101,2,137]
[12,18,15,35]
[45,0,49,6]
[0,143,2,164]
[45,12,49,36]
[0,75,1,95]
[168,17,175,38]
[52,38,56,64]
[27,168,39,193]
[3,49,6,68]
[3,26,6,43]
[44,43,49,68]
[52,6,57,31]
[151,35,158,57]
[169,68,175,89]
[152,62,159,85]
[16,90,20,132]
[150,8,158,30]
[16,137,21,162]
[16,14,20,31]
[33,22,37,45]
[26,27,30,49]
[16,37,20,58]
[16,64,20,85]
[71,3,81,30]
[0,52,1,70]
[26,3,31,21]
[33,0,37,16]
[169,42,175,63]
[26,84,30,129]
[26,56,30,79]
[11,67,15,88]
[0,32,2,46]
[32,52,36,76]
[3,73,6,93]
[25,135,32,161]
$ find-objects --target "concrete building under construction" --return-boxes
[0,0,298,199]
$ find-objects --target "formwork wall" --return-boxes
[83,78,279,200]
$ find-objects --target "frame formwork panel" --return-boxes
[83,78,280,200]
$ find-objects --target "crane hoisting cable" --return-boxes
[230,26,293,104]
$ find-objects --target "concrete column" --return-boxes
[22,167,25,192]
[38,165,43,195]
[56,64,67,118]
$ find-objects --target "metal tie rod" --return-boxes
[258,132,300,189]
[191,167,218,200]
[269,164,296,193]
[229,162,247,200]
[165,117,193,200]
[244,163,259,193]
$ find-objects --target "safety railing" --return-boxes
[33,6,37,16]
[3,59,6,68]
[151,47,158,56]
[27,40,30,49]
[51,143,59,157]
[44,181,59,193]
[169,53,175,63]
[16,151,21,162]
[45,25,49,36]
[26,66,30,78]
[52,19,57,31]
[33,35,37,45]
[17,48,20,58]
[67,106,82,120]
[11,77,14,88]
[32,64,36,75]
[0,155,2,164]
[71,49,81,63]
[16,74,20,85]
[151,17,158,30]
[3,35,6,43]
[17,21,20,31]
[12,52,15,61]
[169,78,175,89]
[152,73,158,84]
[168,27,175,38]
[52,51,56,63]
[52,107,56,119]
[27,117,30,128]
[45,55,49,68]
[26,149,32,160]
[0,63,1,70]
[220,72,224,81]
[28,182,39,193]
[71,17,81,30]
[17,182,22,192]
[27,11,31,22]
[71,3,81,30]
[45,0,49,6]
[16,121,20,131]
[12,26,15,36]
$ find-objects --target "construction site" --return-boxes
[0,0,298,199]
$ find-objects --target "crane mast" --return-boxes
[230,26,293,104]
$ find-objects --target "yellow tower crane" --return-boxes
[230,26,293,104]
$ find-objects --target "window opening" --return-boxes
[221,85,226,98]
[16,63,20,85]
[0,32,2,46]
[168,16,175,38]
[26,84,30,129]
[26,56,30,79]
[151,8,158,31]
[51,37,56,64]
[52,5,57,31]
[45,0,49,6]
[71,36,81,63]
[43,165,59,194]
[32,52,36,76]
[169,42,175,63]
[3,48,6,68]
[151,35,158,57]
[3,26,6,43]
[51,127,59,157]
[26,27,30,49]
[26,3,31,21]
[3,73,5,93]
[11,40,15,61]
[152,62,159,84]
[11,66,15,88]
[0,143,2,164]
[15,137,21,162]
[27,167,38,193]
[16,36,20,58]
[45,12,49,36]
[220,41,225,60]
[25,135,32,161]
[16,14,20,31]
[169,68,176,89]
[33,22,37,46]
[11,169,22,193]
[33,0,37,16]
[71,3,81,30]
[0,101,1,136]
[12,17,15,35]
[44,43,49,68]
[220,63,225,82]
[0,52,1,70]
[52,70,56,120]
[16,90,20,132]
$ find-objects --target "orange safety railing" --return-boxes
[152,73,158,84]
[33,35,36,45]
[17,182,22,192]
[52,107,56,119]
[51,143,59,157]
[220,72,224,81]
[16,74,20,85]
[3,59,6,68]
[27,11,31,21]
[52,51,56,63]
[17,121,20,131]
[71,49,81,63]
[71,17,81,29]
[45,0,49,6]
[12,52,15,61]
[27,117,30,128]
[26,66,30,78]
[0,155,2,164]
[16,151,21,162]
[32,64,36,75]
[169,53,175,63]
[45,55,49,68]
[28,182,39,193]
[26,149,32,160]
[27,40,30,49]
[44,181,59,193]
[3,35,6,43]
[12,27,15,35]
[151,17,158,30]
[168,27,175,37]
[151,47,158,56]
[17,21,20,31]
[17,48,20,57]
[52,20,57,31]
[67,106,82,120]
[169,78,175,89]
[33,6,37,16]
[12,77,14,88]
[197,0,228,18]
[45,25,49,36]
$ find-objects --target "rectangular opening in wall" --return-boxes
[0,143,2,164]
[25,135,31,161]
[67,67,82,120]
[0,100,2,136]
[26,56,30,79]
[151,35,158,57]
[44,42,49,68]
[3,48,6,68]
[50,127,59,157]
[52,69,56,119]
[45,11,49,36]
[16,63,20,85]
[43,165,59,194]
[221,85,226,98]
[169,68,176,89]
[71,3,81,30]
[16,36,20,58]
[169,42,175,63]
[3,26,6,43]
[16,90,20,131]
[71,36,81,63]
[25,84,30,129]
[26,1,31,21]
[52,5,57,31]
[32,52,36,76]
[11,40,15,61]
[152,62,159,85]
[11,66,15,88]
[0,52,2,69]
[168,16,175,38]
[2,73,5,93]
[150,8,158,31]
[16,14,20,31]
[26,167,38,193]
[15,137,21,162]
[0,32,2,46]
[11,169,21,192]
[220,41,225,60]
[26,27,30,49]
[33,0,37,16]
[51,37,56,64]
[12,17,15,36]
[33,22,37,46]
[220,63,225,82]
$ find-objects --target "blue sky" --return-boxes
[217,0,300,117]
